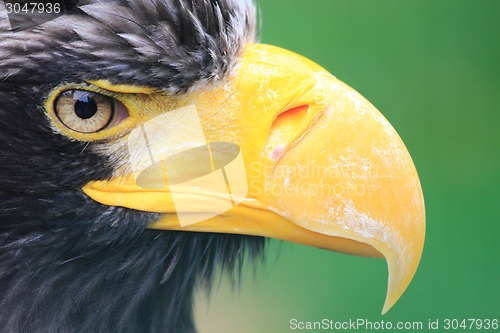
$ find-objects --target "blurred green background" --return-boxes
[196,1,499,332]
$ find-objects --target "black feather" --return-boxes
[0,0,256,92]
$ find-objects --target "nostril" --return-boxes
[267,105,309,160]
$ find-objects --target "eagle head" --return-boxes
[0,1,425,332]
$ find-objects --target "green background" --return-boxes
[196,1,499,332]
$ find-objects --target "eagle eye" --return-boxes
[54,90,127,133]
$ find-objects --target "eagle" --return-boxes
[0,1,425,332]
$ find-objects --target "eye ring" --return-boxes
[54,90,128,134]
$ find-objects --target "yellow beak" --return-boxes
[83,43,425,314]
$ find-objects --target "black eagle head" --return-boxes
[0,0,425,332]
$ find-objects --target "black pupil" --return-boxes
[74,96,98,119]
